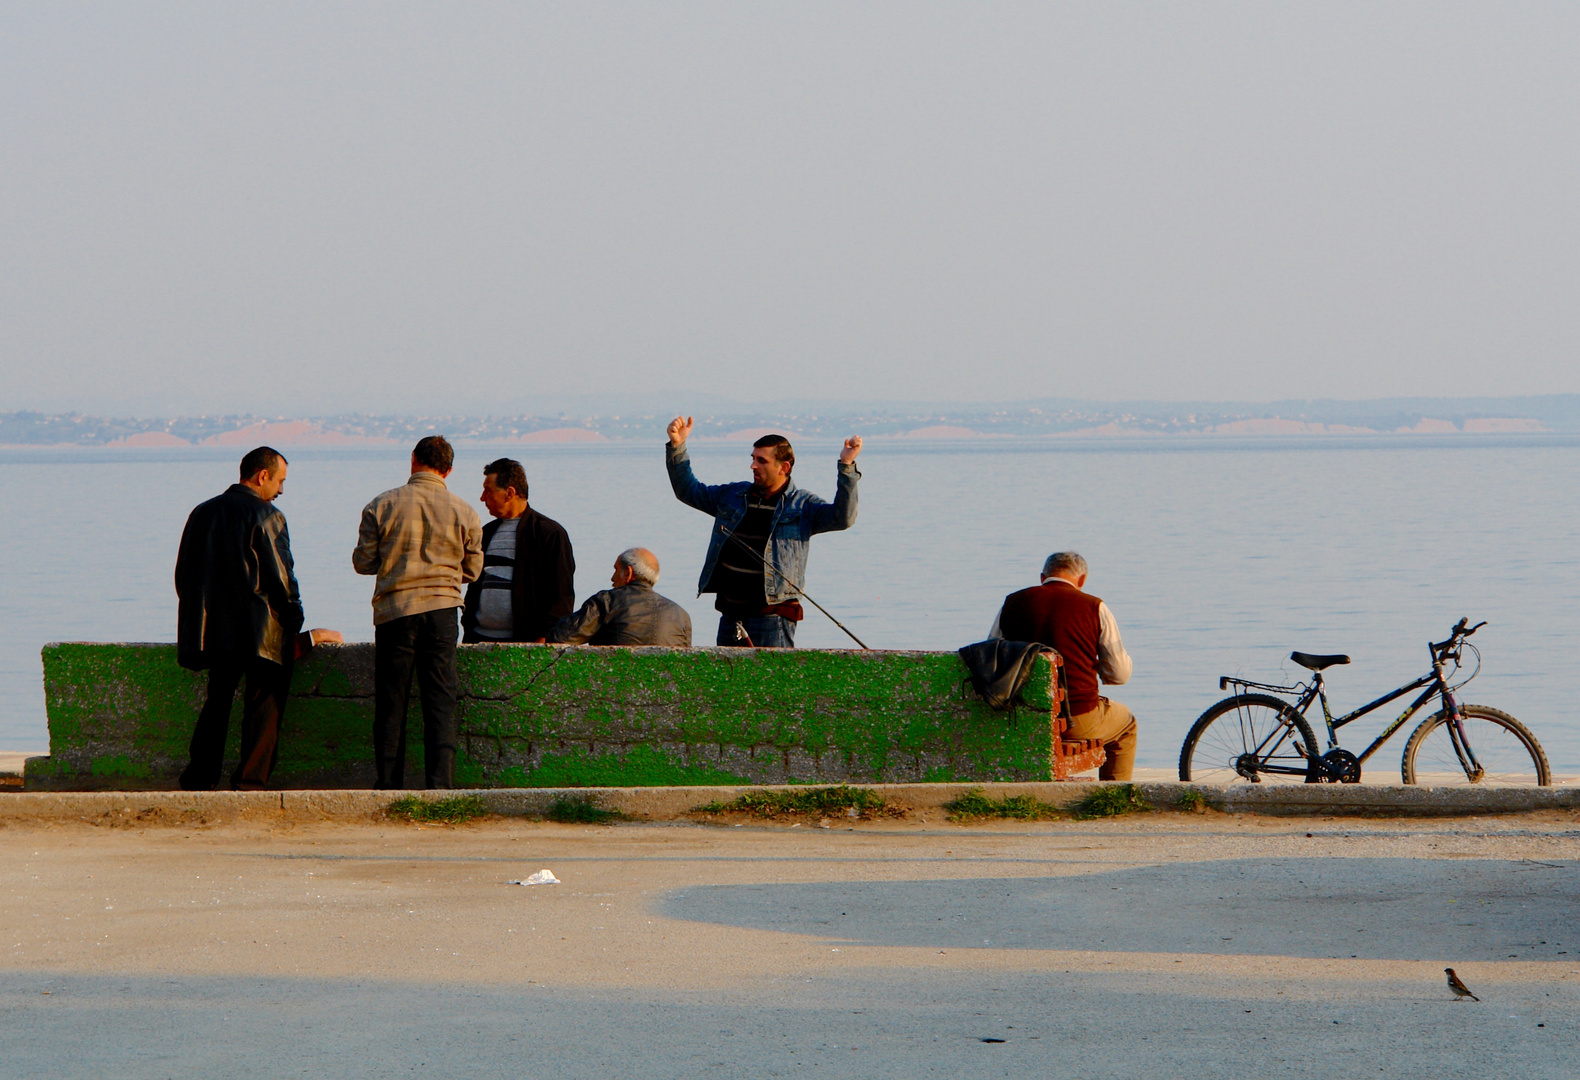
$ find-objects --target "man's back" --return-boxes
[354,473,483,625]
[548,583,693,647]
[176,485,302,668]
[998,580,1105,715]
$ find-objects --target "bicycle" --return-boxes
[1178,618,1550,786]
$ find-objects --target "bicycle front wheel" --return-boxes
[1401,704,1551,786]
[1179,694,1317,784]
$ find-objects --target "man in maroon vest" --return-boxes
[991,551,1136,780]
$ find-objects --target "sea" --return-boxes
[2,435,1577,772]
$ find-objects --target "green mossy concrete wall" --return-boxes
[30,643,1059,790]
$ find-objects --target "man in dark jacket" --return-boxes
[548,548,692,647]
[175,447,339,790]
[461,457,576,643]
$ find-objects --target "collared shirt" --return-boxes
[353,472,483,625]
[988,578,1133,685]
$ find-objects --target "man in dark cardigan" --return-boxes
[461,457,576,643]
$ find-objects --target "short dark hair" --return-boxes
[752,434,795,472]
[238,446,286,481]
[412,435,454,473]
[483,457,529,501]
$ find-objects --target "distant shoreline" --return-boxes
[0,404,1570,447]
[0,426,1571,451]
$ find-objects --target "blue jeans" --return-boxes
[716,614,797,648]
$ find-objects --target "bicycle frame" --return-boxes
[1305,672,1440,765]
[1275,654,1481,778]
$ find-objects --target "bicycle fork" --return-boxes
[1437,672,1484,782]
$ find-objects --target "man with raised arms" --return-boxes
[665,416,862,648]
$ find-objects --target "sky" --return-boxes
[2,2,1578,415]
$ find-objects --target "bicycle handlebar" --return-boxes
[1431,618,1487,656]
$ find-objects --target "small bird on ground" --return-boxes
[1445,968,1479,1001]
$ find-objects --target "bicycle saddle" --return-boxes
[1290,651,1350,671]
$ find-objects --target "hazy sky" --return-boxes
[3,3,1578,415]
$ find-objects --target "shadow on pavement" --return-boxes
[660,857,1579,961]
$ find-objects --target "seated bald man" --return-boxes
[547,548,693,647]
[990,551,1137,780]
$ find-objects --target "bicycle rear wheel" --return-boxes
[1179,694,1317,784]
[1401,704,1551,786]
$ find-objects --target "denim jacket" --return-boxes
[666,442,860,603]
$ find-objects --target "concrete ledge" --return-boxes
[34,642,1064,789]
[2,781,1577,824]
[1197,781,1580,816]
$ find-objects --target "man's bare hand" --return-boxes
[667,416,694,447]
[308,629,344,645]
[839,435,863,464]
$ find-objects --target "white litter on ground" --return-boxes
[510,869,560,886]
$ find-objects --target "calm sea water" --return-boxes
[2,436,1577,771]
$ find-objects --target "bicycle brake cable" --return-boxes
[1446,642,1481,694]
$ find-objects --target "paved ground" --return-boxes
[14,756,1580,785]
[4,811,1580,1078]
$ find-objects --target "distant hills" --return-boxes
[2,395,1577,446]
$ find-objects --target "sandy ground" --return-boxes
[4,809,1580,1078]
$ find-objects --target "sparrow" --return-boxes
[1445,968,1479,1002]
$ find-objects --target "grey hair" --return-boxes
[1041,551,1088,580]
[617,547,660,586]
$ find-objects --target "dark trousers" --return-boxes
[716,614,797,648]
[374,608,460,789]
[180,655,293,791]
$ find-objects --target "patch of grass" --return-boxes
[695,785,888,819]
[1071,783,1152,820]
[944,788,1065,821]
[386,794,488,824]
[546,795,626,824]
[1176,788,1210,814]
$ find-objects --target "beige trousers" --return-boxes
[1067,697,1138,781]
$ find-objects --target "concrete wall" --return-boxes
[29,642,1060,790]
